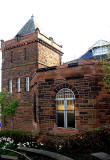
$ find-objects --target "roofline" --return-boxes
[79,43,110,60]
[2,29,63,52]
[88,40,109,50]
[1,32,63,55]
[39,32,62,48]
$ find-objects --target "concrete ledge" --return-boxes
[1,149,31,160]
[91,152,110,160]
[19,147,74,160]
[0,155,18,160]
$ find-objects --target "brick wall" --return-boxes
[31,61,110,135]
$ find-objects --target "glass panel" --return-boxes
[57,100,64,111]
[57,112,64,127]
[67,100,74,111]
[67,112,75,128]
[56,88,75,128]
[26,77,29,91]
[17,78,20,92]
[56,88,75,99]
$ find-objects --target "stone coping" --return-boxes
[19,147,74,160]
[91,152,110,160]
[0,155,18,160]
[0,148,31,160]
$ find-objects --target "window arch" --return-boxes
[56,88,75,128]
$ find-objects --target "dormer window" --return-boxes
[16,34,22,42]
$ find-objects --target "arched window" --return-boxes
[56,88,75,128]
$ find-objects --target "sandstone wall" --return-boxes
[31,61,110,134]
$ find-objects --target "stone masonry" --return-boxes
[1,16,110,135]
[1,29,63,131]
[31,60,110,134]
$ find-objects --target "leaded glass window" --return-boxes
[56,88,75,128]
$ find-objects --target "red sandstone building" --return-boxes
[1,16,110,134]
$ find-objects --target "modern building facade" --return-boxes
[80,40,110,60]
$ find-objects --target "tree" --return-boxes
[100,52,110,92]
[0,88,18,129]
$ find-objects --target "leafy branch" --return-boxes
[0,88,18,129]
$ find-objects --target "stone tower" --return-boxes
[1,16,63,131]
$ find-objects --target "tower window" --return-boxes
[24,48,26,60]
[11,52,13,63]
[17,78,20,92]
[56,88,75,128]
[33,93,37,122]
[26,77,29,91]
[9,80,12,93]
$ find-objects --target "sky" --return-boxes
[1,0,110,89]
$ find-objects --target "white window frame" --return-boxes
[56,88,75,128]
[17,78,20,92]
[9,80,12,93]
[26,77,29,91]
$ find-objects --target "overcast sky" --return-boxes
[1,0,110,60]
[1,0,110,90]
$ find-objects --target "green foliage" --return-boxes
[35,126,110,157]
[0,89,10,108]
[0,88,18,128]
[2,100,18,118]
[0,127,110,159]
[100,51,110,92]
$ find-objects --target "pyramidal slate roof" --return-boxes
[16,15,39,36]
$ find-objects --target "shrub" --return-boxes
[0,130,38,150]
[35,126,110,156]
[0,126,110,158]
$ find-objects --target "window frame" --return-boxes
[56,88,75,129]
[26,77,29,92]
[17,78,20,92]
